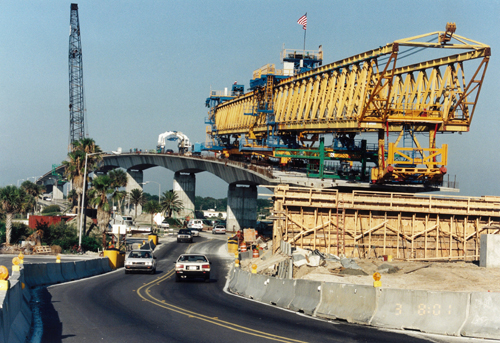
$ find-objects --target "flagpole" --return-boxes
[303,12,307,56]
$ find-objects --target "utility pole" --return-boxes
[68,3,85,149]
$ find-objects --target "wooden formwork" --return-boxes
[271,185,500,261]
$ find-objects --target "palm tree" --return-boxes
[0,186,28,245]
[160,191,183,218]
[143,200,161,233]
[67,189,78,213]
[20,180,45,214]
[112,190,127,215]
[62,138,102,231]
[108,169,127,214]
[88,174,113,248]
[129,188,145,219]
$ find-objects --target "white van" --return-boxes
[187,219,203,236]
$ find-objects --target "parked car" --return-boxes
[174,254,211,282]
[212,225,226,235]
[124,249,157,274]
[177,229,193,243]
[159,219,170,229]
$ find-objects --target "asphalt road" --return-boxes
[34,235,435,343]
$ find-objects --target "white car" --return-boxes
[124,249,157,274]
[212,225,226,234]
[159,219,170,229]
[174,254,211,282]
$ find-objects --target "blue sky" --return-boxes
[1,1,499,198]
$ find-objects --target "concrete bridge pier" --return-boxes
[226,183,257,233]
[126,169,144,216]
[173,172,196,219]
[43,180,64,200]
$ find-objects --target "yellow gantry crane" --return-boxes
[206,24,490,186]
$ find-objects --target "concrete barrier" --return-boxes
[0,269,32,343]
[61,262,78,282]
[261,277,295,309]
[461,292,500,339]
[84,259,102,276]
[288,280,322,316]
[228,267,239,293]
[232,268,250,296]
[23,263,50,287]
[46,263,65,284]
[242,273,268,301]
[316,283,377,324]
[99,258,112,273]
[370,288,469,336]
[74,260,92,279]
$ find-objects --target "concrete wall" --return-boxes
[227,267,500,340]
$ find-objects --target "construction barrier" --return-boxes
[242,273,268,302]
[288,280,322,316]
[232,268,250,296]
[316,283,377,324]
[370,288,469,336]
[148,234,158,246]
[0,269,32,343]
[261,277,295,308]
[46,263,65,284]
[227,238,238,254]
[74,260,92,279]
[103,250,124,269]
[225,268,500,340]
[61,262,78,282]
[461,292,500,340]
[23,263,50,287]
[228,267,240,293]
[99,258,112,273]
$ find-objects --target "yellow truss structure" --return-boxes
[209,24,490,183]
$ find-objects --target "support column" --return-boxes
[126,169,144,216]
[226,183,257,233]
[52,183,64,200]
[173,172,196,219]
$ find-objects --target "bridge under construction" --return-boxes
[205,23,490,189]
[202,23,498,261]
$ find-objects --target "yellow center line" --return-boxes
[136,268,309,343]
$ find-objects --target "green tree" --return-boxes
[160,191,183,218]
[88,174,113,247]
[67,189,78,212]
[62,138,102,228]
[129,188,145,219]
[143,200,161,233]
[0,186,28,245]
[108,169,127,214]
[20,180,45,214]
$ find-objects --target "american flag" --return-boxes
[297,14,307,30]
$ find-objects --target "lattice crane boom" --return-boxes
[68,3,85,148]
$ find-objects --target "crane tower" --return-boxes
[68,3,86,147]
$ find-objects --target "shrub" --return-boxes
[42,205,61,215]
[0,222,31,245]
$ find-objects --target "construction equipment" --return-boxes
[204,23,490,187]
[157,131,192,155]
[68,3,86,149]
